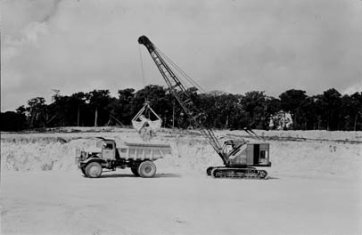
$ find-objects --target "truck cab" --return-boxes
[100,139,118,160]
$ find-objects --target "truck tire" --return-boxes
[81,167,87,176]
[131,167,140,177]
[138,161,156,178]
[85,162,102,178]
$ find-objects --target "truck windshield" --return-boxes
[104,143,113,149]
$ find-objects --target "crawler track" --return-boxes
[207,166,268,179]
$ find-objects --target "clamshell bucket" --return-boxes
[132,103,162,133]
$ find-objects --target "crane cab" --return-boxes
[246,143,271,167]
[228,143,271,167]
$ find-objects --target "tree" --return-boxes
[279,89,307,129]
[317,88,342,130]
[351,92,362,131]
[201,93,242,129]
[47,95,69,126]
[341,92,362,130]
[26,97,48,128]
[300,97,319,130]
[86,90,112,127]
[70,92,87,126]
[46,93,88,127]
[0,111,27,131]
[265,96,281,116]
[109,88,135,125]
[240,91,267,129]
[3,84,360,131]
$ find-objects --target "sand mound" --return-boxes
[2,139,88,171]
[1,130,361,179]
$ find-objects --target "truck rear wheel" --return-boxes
[138,161,156,178]
[85,162,102,178]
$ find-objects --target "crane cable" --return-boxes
[156,47,206,93]
[138,44,160,123]
[159,48,205,92]
[137,44,151,119]
[155,46,224,148]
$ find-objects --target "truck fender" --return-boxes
[80,157,106,167]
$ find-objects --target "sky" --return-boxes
[2,0,362,111]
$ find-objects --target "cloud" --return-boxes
[343,81,362,95]
[1,0,362,111]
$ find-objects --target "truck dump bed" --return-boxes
[118,142,171,160]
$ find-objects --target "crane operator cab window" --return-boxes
[256,144,270,166]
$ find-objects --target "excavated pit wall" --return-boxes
[1,129,362,179]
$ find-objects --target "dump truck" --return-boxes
[76,138,171,178]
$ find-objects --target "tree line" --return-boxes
[1,85,361,131]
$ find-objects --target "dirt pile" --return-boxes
[2,138,88,171]
[1,129,361,179]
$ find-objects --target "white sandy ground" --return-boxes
[1,128,362,235]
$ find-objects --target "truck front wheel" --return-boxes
[85,162,102,178]
[138,161,156,178]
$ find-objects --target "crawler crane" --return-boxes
[138,35,271,179]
